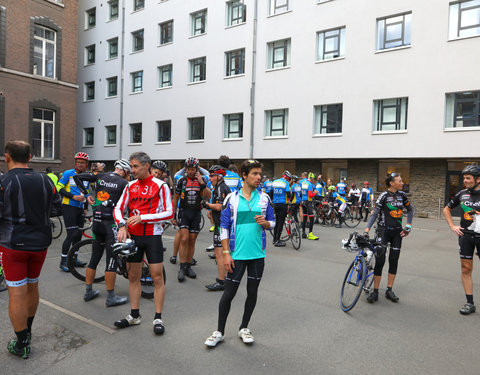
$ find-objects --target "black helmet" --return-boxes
[462,165,480,177]
[283,170,292,180]
[185,157,199,168]
[152,160,168,172]
[292,174,299,182]
[112,239,137,258]
[208,165,226,176]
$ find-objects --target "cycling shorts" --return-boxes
[458,233,480,260]
[375,226,402,251]
[89,220,117,272]
[63,205,85,230]
[225,258,265,284]
[178,208,201,233]
[128,235,164,264]
[1,246,47,287]
[301,201,314,216]
[214,226,222,248]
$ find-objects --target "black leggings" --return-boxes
[88,220,117,272]
[62,205,84,256]
[374,227,402,276]
[218,258,265,334]
[273,203,288,242]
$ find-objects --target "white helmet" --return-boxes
[114,158,131,172]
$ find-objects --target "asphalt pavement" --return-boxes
[1,216,479,375]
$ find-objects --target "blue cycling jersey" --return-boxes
[291,183,302,203]
[301,180,314,202]
[224,170,242,193]
[314,183,325,197]
[58,169,90,208]
[264,180,273,194]
[272,178,291,204]
[337,182,347,196]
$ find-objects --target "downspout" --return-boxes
[249,0,258,159]
[119,0,126,158]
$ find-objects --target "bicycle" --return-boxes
[80,213,93,239]
[269,205,301,250]
[339,231,385,312]
[50,216,63,239]
[67,239,164,299]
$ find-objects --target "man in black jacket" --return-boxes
[0,141,57,359]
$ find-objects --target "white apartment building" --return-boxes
[77,0,480,216]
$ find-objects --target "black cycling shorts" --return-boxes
[128,235,164,264]
[178,208,201,233]
[89,220,117,272]
[213,225,222,248]
[375,226,403,251]
[225,258,265,284]
[301,201,314,216]
[458,233,480,260]
[63,205,84,230]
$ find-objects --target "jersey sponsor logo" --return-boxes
[97,191,110,201]
[98,180,118,188]
[389,209,403,218]
[132,209,140,216]
[463,201,480,208]
[464,212,474,221]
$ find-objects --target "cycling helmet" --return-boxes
[363,181,370,185]
[114,158,131,172]
[351,183,356,187]
[74,152,89,161]
[152,160,168,172]
[209,165,226,176]
[308,172,316,179]
[462,165,480,177]
[328,185,336,191]
[185,157,199,168]
[292,174,299,182]
[283,170,292,181]
[112,239,137,258]
[46,167,52,173]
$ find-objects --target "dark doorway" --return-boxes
[446,171,464,217]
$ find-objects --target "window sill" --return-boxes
[158,41,173,47]
[265,66,291,73]
[313,133,342,138]
[84,62,95,67]
[224,73,245,80]
[106,56,118,61]
[315,56,345,64]
[317,0,334,4]
[444,127,480,132]
[45,0,64,8]
[104,144,117,147]
[84,26,96,31]
[155,141,172,145]
[448,34,480,43]
[189,33,207,39]
[128,143,142,146]
[131,8,145,14]
[372,130,407,135]
[130,50,144,55]
[83,99,95,103]
[222,137,243,142]
[129,91,143,95]
[30,158,62,163]
[225,22,246,30]
[375,45,411,54]
[156,85,173,91]
[188,80,206,86]
[83,145,94,148]
[263,136,288,140]
[106,18,119,23]
[186,140,204,143]
[105,95,118,99]
[267,10,292,18]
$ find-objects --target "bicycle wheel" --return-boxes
[199,213,205,231]
[290,220,301,250]
[280,219,291,242]
[340,256,366,312]
[51,216,63,239]
[343,208,361,228]
[67,239,106,283]
[81,216,93,239]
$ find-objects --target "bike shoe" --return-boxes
[7,340,29,359]
[205,281,224,291]
[84,289,100,302]
[59,258,69,272]
[208,254,216,259]
[307,233,319,240]
[178,267,186,282]
[153,319,165,335]
[385,289,399,302]
[367,291,378,303]
[169,256,177,264]
[114,314,142,328]
[302,233,307,239]
[74,257,87,268]
[209,225,215,232]
[185,265,197,279]
[205,331,224,347]
[274,240,286,247]
[460,303,476,315]
[106,295,128,307]
[205,244,215,252]
[190,258,197,266]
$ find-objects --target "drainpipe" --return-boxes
[119,0,126,158]
[249,0,258,159]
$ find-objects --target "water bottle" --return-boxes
[365,250,373,264]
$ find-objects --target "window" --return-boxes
[33,25,56,78]
[376,13,411,50]
[131,71,143,92]
[227,0,246,26]
[225,49,245,76]
[188,117,205,140]
[85,81,95,101]
[190,57,206,82]
[224,113,243,139]
[449,0,480,39]
[191,9,207,36]
[105,125,117,145]
[269,0,289,15]
[158,64,173,88]
[85,7,96,29]
[84,128,94,146]
[445,91,480,128]
[32,108,54,159]
[157,120,171,142]
[130,123,142,143]
[317,27,345,61]
[378,161,410,193]
[106,76,118,97]
[373,98,408,131]
[160,20,173,44]
[109,0,119,20]
[85,44,95,65]
[134,0,145,11]
[132,29,144,52]
[265,109,288,136]
[267,39,291,69]
[108,37,118,59]
[314,104,343,134]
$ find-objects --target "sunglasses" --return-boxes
[388,172,399,178]
[246,159,260,164]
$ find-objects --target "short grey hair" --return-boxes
[129,151,151,166]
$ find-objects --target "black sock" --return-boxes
[374,288,379,294]
[309,217,314,232]
[15,329,29,348]
[131,309,140,319]
[466,294,474,304]
[154,312,162,320]
[218,279,224,285]
[27,316,34,333]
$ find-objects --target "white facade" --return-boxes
[77,0,480,162]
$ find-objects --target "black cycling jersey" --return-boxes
[211,179,231,226]
[74,172,128,221]
[367,190,414,229]
[447,189,480,235]
[175,175,207,210]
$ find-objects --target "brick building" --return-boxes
[0,0,78,174]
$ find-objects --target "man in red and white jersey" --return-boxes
[113,152,173,335]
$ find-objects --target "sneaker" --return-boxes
[460,303,476,315]
[178,266,185,282]
[185,265,197,279]
[205,331,224,347]
[7,340,29,359]
[274,240,286,247]
[59,258,69,272]
[75,258,87,268]
[205,244,215,252]
[367,291,378,303]
[114,314,142,328]
[238,328,254,344]
[306,232,319,240]
[169,256,177,264]
[302,233,307,239]
[190,258,197,266]
[84,289,100,302]
[106,295,128,307]
[209,225,215,232]
[153,319,165,335]
[385,289,399,302]
[205,281,224,291]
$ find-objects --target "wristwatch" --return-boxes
[118,222,126,229]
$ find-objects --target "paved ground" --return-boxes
[1,216,480,375]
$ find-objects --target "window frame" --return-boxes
[446,90,480,129]
[107,37,118,59]
[131,29,144,52]
[376,12,412,51]
[227,0,246,26]
[316,27,346,61]
[85,81,95,101]
[188,117,205,141]
[265,109,288,137]
[85,7,96,29]
[449,0,480,39]
[84,127,94,147]
[131,71,143,93]
[108,0,119,20]
[225,48,246,77]
[267,38,291,69]
[159,20,174,45]
[134,0,145,11]
[314,104,343,135]
[191,9,207,36]
[269,0,289,15]
[157,120,172,142]
[158,64,173,88]
[224,113,243,139]
[373,97,408,132]
[32,108,55,159]
[130,123,142,144]
[85,44,95,65]
[106,76,118,97]
[190,57,206,83]
[33,25,56,78]
[105,125,117,145]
